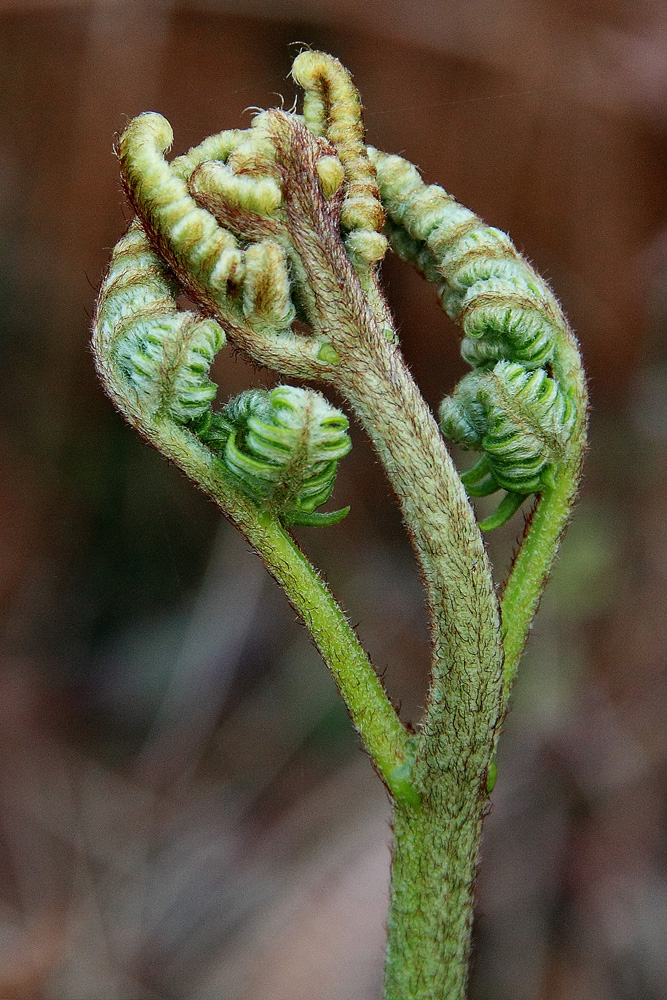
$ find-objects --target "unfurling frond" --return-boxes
[92,218,225,425]
[203,385,351,526]
[370,146,579,528]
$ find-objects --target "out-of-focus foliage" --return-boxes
[0,2,666,998]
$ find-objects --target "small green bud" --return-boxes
[317,342,340,364]
[316,155,345,198]
[212,385,351,527]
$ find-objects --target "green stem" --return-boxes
[336,337,503,1000]
[385,786,487,1000]
[148,418,416,801]
[500,475,573,699]
[499,331,587,710]
[255,519,415,798]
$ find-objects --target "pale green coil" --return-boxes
[201,385,352,527]
[95,219,226,424]
[371,149,565,372]
[370,147,577,528]
[439,361,575,503]
[116,314,223,424]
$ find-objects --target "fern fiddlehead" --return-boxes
[370,147,582,529]
[203,385,351,526]
[439,361,576,530]
[116,112,335,380]
[92,125,419,810]
[93,218,225,428]
[92,49,587,1000]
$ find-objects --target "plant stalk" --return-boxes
[384,785,487,1000]
[142,418,416,800]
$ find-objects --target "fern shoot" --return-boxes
[92,49,587,1000]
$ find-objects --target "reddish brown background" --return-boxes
[0,2,666,998]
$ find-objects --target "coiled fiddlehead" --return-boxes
[201,385,352,527]
[370,148,579,528]
[93,218,225,426]
[115,112,337,381]
[439,362,576,530]
[92,220,351,528]
[291,50,387,265]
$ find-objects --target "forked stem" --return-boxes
[92,48,587,1000]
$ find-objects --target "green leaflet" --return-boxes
[202,385,351,526]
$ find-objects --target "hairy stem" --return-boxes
[141,419,415,800]
[340,337,504,749]
[500,326,587,707]
[337,339,502,1000]
[385,787,487,1000]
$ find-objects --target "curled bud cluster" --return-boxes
[440,363,576,530]
[94,219,226,424]
[371,148,578,528]
[93,49,408,528]
[93,48,581,534]
[90,48,587,880]
[199,385,352,526]
[93,197,351,527]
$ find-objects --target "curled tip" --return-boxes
[291,50,385,246]
[242,241,295,330]
[291,50,347,139]
[120,112,173,157]
[291,49,346,88]
[316,155,345,198]
[345,230,388,264]
[171,129,244,180]
[191,159,283,216]
[214,385,351,525]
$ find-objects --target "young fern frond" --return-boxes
[369,150,561,366]
[117,315,223,424]
[204,385,351,526]
[291,50,387,264]
[93,50,587,1000]
[370,146,579,528]
[93,218,226,426]
[118,111,340,380]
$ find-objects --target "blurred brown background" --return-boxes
[0,1,666,998]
